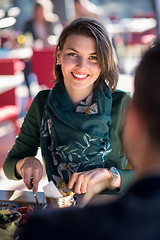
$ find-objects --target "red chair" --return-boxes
[0,88,16,107]
[0,58,25,107]
[0,58,25,132]
[31,46,56,89]
[0,59,25,167]
[0,58,25,75]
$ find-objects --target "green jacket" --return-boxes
[3,89,135,194]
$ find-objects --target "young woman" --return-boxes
[3,17,134,194]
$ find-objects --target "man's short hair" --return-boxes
[133,40,160,143]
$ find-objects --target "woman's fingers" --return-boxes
[19,157,43,194]
[74,174,89,194]
[32,169,42,194]
[68,168,110,194]
[22,167,33,190]
[67,172,79,190]
[68,172,90,194]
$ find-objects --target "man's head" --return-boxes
[123,41,160,170]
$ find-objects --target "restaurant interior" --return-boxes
[0,0,159,228]
[0,0,160,239]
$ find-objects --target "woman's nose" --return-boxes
[76,57,86,68]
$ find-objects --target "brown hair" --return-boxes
[133,40,160,143]
[54,17,118,93]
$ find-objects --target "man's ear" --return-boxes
[124,107,145,142]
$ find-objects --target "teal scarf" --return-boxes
[40,81,112,185]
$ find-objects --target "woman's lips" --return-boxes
[71,72,89,80]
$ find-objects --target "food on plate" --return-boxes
[59,189,74,197]
[57,181,74,197]
[0,209,20,224]
[57,181,67,189]
[0,202,17,210]
[43,181,76,208]
[17,206,34,214]
[46,188,75,208]
[17,206,34,225]
[0,210,21,240]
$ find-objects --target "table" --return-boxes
[0,189,118,207]
[0,190,119,239]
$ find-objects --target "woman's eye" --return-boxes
[89,56,97,61]
[68,52,78,57]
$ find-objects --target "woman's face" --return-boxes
[57,34,101,97]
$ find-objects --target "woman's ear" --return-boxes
[56,46,61,65]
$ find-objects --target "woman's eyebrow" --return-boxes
[89,53,97,55]
[67,48,79,53]
[67,47,96,55]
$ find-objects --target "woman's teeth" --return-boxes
[72,73,88,78]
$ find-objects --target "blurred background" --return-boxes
[0,0,159,190]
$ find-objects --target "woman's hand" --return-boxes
[16,157,43,194]
[67,168,120,194]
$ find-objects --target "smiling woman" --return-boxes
[3,17,135,195]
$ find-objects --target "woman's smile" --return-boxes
[71,72,89,80]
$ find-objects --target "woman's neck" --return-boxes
[66,87,93,109]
